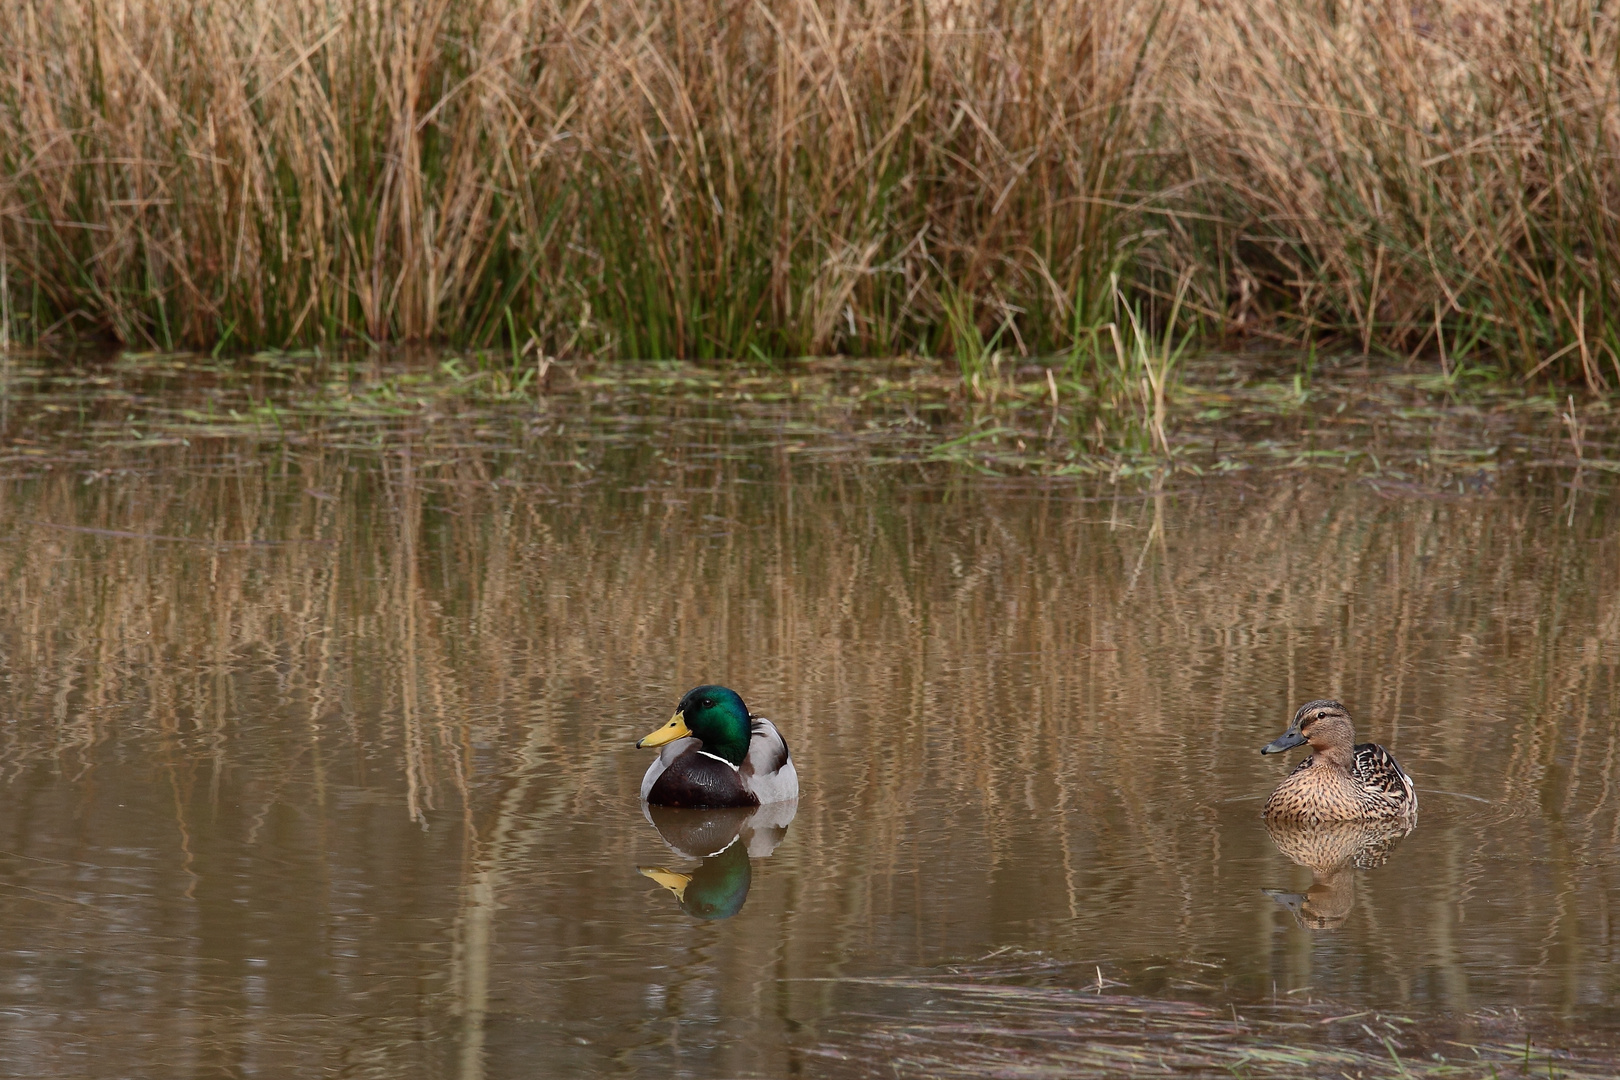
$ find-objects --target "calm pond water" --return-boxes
[0,354,1617,1077]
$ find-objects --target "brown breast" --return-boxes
[647,747,759,809]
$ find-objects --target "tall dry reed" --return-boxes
[1175,0,1620,387]
[0,0,1164,362]
[0,0,1616,382]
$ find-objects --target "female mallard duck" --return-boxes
[1262,816,1414,930]
[1260,699,1416,824]
[635,686,798,808]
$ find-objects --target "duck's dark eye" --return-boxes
[701,698,713,708]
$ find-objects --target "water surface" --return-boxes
[0,354,1617,1077]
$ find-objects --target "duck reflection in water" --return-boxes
[1262,816,1413,929]
[638,800,797,920]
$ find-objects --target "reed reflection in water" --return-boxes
[0,426,1617,1076]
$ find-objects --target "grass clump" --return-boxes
[1173,0,1620,388]
[0,0,1616,390]
[0,0,1162,365]
[815,973,1620,1079]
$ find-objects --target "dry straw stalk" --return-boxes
[0,0,1616,382]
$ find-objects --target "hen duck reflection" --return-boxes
[638,800,797,920]
[1262,816,1413,930]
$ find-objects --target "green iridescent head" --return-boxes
[636,685,752,765]
[640,841,752,921]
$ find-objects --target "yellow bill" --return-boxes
[636,711,691,748]
[639,866,692,901]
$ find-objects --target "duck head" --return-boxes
[1262,867,1355,931]
[639,840,752,920]
[1260,699,1355,757]
[636,685,752,766]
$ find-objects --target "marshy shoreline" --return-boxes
[1,0,1617,391]
[3,344,1615,481]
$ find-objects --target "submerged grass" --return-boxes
[4,345,1616,488]
[813,970,1618,1079]
[0,1,1616,387]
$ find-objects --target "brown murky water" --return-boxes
[0,354,1617,1077]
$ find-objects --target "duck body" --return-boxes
[637,686,798,809]
[1264,815,1413,874]
[638,800,798,920]
[1260,700,1415,825]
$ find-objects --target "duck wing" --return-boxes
[1352,742,1417,816]
[741,716,799,804]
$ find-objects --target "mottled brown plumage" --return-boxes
[1260,700,1416,825]
[1263,816,1413,929]
[1265,816,1413,873]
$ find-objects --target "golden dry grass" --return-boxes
[1176,0,1620,387]
[0,0,1616,382]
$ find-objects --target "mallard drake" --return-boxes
[641,843,752,921]
[1260,699,1416,824]
[637,801,798,921]
[635,685,799,808]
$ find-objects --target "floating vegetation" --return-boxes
[1,348,1616,491]
[810,966,1619,1079]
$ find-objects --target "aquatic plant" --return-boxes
[1174,0,1620,389]
[0,0,1160,366]
[0,0,1615,384]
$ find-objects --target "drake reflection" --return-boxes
[1262,816,1412,930]
[638,800,797,920]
